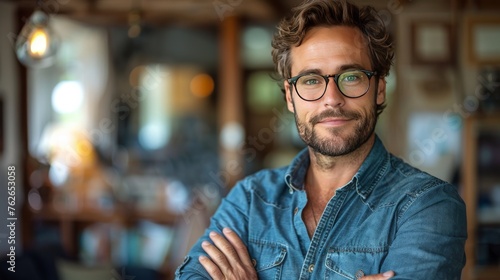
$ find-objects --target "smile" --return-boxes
[316,118,352,126]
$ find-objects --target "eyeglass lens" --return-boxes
[295,70,370,100]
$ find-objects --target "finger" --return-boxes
[360,271,395,280]
[201,239,232,272]
[209,231,241,265]
[222,228,254,268]
[199,255,224,280]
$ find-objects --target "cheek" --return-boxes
[350,98,376,117]
[295,105,316,124]
[287,93,312,120]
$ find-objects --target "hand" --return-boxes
[199,227,258,280]
[360,270,395,279]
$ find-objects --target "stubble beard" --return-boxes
[294,105,377,157]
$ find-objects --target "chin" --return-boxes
[310,129,374,157]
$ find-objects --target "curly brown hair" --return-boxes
[271,0,394,114]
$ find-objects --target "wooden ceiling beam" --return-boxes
[9,0,283,26]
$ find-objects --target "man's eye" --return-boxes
[342,74,361,82]
[300,75,323,86]
[304,79,320,85]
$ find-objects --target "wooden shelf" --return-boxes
[32,206,180,225]
[30,204,182,280]
[475,265,500,280]
[35,207,118,222]
[462,112,500,280]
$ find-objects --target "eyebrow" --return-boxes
[339,63,368,71]
[295,63,369,76]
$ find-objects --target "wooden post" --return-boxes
[462,116,477,280]
[18,7,34,252]
[217,16,244,190]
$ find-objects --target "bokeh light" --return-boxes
[190,73,214,98]
[51,80,84,114]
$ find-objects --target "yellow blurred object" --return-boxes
[15,10,58,68]
[38,125,96,169]
[129,65,146,87]
[74,137,95,164]
[190,73,214,98]
[28,28,49,58]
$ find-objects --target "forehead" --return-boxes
[290,26,371,74]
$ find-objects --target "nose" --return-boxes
[322,77,345,108]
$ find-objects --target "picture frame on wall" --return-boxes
[466,15,500,66]
[411,21,455,66]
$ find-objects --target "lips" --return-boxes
[311,109,359,125]
[317,117,351,125]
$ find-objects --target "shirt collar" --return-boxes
[284,135,390,197]
[284,148,309,193]
[353,135,390,200]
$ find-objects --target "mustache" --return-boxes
[310,109,360,125]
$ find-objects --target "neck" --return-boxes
[306,134,375,195]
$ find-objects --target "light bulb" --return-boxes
[29,28,49,58]
[15,10,58,68]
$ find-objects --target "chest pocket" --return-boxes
[247,239,287,280]
[324,246,388,280]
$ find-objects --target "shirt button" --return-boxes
[308,264,314,272]
[293,207,299,215]
[355,270,365,279]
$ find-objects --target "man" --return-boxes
[175,0,467,279]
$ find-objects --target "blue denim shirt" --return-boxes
[175,136,467,279]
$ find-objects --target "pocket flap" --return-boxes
[248,239,287,272]
[325,246,388,279]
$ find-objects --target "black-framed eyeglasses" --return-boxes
[287,69,377,101]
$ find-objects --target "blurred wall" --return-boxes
[0,1,23,255]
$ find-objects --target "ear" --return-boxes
[376,78,386,106]
[284,81,295,113]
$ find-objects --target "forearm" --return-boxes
[175,254,211,280]
[175,181,251,279]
